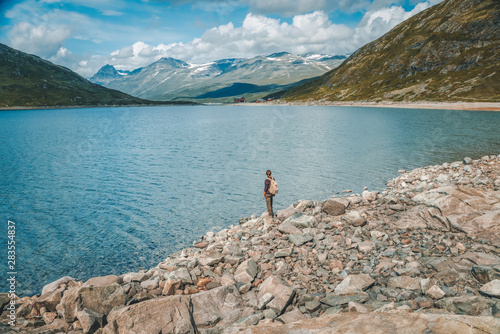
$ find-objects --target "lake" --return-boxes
[0,105,499,295]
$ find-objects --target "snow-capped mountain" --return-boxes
[90,52,347,102]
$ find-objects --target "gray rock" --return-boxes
[344,211,367,227]
[41,276,75,296]
[387,276,421,290]
[471,265,500,284]
[436,295,494,316]
[166,268,193,284]
[56,287,80,322]
[362,191,378,202]
[304,300,320,313]
[463,157,473,165]
[334,274,374,294]
[257,293,274,310]
[79,284,127,315]
[83,275,121,287]
[276,308,307,324]
[322,199,346,216]
[320,292,369,307]
[123,272,150,283]
[262,308,278,319]
[104,295,195,334]
[289,233,313,246]
[479,279,500,298]
[234,259,258,284]
[258,275,295,315]
[277,204,297,221]
[191,285,247,328]
[277,221,302,235]
[76,308,104,334]
[236,313,263,326]
[284,213,315,229]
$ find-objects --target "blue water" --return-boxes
[0,105,499,296]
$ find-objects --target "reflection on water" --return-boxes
[0,105,498,295]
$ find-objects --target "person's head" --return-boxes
[266,170,272,177]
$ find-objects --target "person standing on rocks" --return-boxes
[263,170,278,217]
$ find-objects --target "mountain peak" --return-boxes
[284,0,500,102]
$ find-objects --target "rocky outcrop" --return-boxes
[3,154,499,333]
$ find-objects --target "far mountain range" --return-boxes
[90,52,347,103]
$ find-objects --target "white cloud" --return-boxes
[102,2,432,71]
[9,22,72,57]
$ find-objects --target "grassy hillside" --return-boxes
[0,43,184,108]
[284,0,499,103]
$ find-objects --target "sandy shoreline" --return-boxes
[231,101,500,111]
[2,101,499,111]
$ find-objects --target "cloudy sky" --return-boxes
[0,0,443,77]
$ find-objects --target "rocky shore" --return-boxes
[1,155,500,333]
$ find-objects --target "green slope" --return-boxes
[0,43,175,108]
[284,0,500,103]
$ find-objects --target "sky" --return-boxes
[0,0,443,78]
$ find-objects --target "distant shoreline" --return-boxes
[2,101,499,111]
[231,101,500,111]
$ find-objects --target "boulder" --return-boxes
[472,265,500,284]
[41,276,75,296]
[284,213,315,229]
[122,272,150,283]
[426,285,445,300]
[34,286,64,312]
[165,267,193,284]
[103,295,195,334]
[277,221,301,235]
[276,308,308,324]
[344,211,367,227]
[56,287,81,322]
[258,275,295,315]
[436,295,494,316]
[234,260,258,284]
[191,285,247,328]
[79,285,127,315]
[76,308,105,334]
[334,274,375,295]
[83,275,121,287]
[276,204,297,220]
[162,279,182,296]
[322,199,346,216]
[362,191,379,202]
[479,280,500,298]
[289,233,313,246]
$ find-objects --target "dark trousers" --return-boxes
[265,194,274,216]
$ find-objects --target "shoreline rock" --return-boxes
[2,154,499,333]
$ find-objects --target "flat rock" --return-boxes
[289,233,313,246]
[221,312,500,334]
[277,204,297,220]
[321,292,369,307]
[277,221,302,235]
[480,279,500,298]
[284,213,315,228]
[387,276,421,290]
[276,308,308,324]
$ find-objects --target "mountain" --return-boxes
[282,0,500,103]
[0,43,177,108]
[91,52,347,102]
[89,64,142,85]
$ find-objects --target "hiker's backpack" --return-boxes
[269,178,278,195]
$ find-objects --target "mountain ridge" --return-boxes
[282,0,499,103]
[0,43,189,108]
[90,52,347,102]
